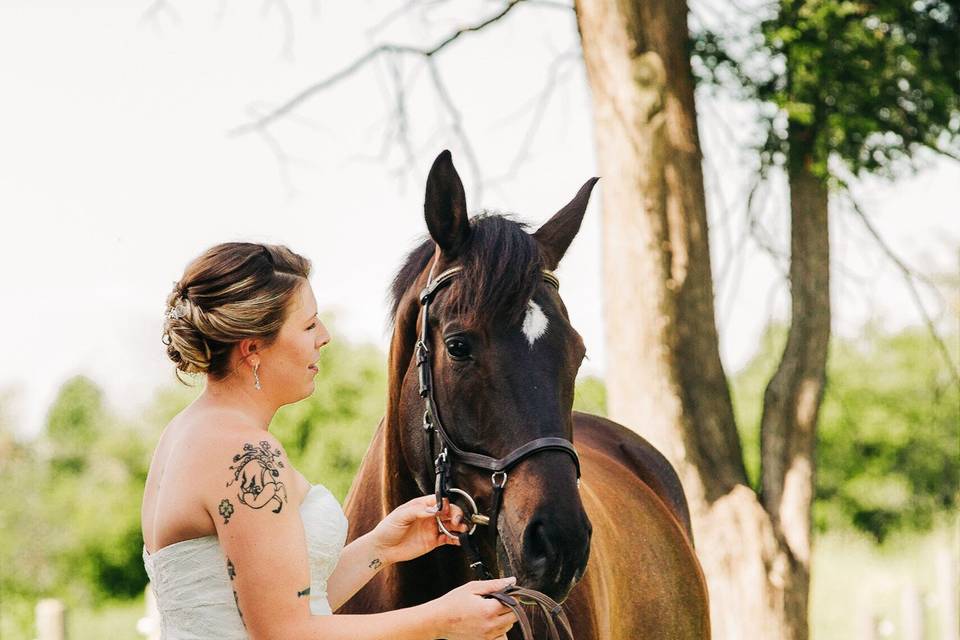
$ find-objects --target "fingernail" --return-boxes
[507,576,517,584]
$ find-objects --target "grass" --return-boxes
[1,593,145,640]
[811,521,960,640]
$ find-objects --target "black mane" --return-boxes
[390,214,544,325]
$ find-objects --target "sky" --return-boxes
[1,1,957,438]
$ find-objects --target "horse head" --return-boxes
[387,150,598,602]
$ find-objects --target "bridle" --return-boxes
[413,257,581,639]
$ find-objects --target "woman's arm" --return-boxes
[204,432,444,640]
[327,494,469,611]
[326,531,390,612]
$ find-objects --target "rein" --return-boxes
[413,261,579,639]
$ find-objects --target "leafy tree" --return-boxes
[271,328,388,501]
[42,376,106,474]
[693,0,960,178]
[732,325,960,542]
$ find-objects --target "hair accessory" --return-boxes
[253,363,262,390]
[165,302,187,321]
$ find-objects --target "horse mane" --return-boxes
[389,213,544,326]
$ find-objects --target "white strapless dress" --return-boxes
[142,483,348,639]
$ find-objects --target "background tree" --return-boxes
[733,324,960,544]
[175,0,960,635]
[688,2,959,634]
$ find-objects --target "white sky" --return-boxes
[1,1,956,438]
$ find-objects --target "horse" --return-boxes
[339,150,710,639]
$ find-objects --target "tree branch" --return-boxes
[230,0,530,136]
[486,47,581,185]
[838,181,960,385]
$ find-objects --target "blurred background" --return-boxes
[0,1,956,639]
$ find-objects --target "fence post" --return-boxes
[34,598,66,640]
[937,544,959,640]
[901,580,925,640]
[858,603,879,640]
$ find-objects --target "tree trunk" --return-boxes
[574,1,830,637]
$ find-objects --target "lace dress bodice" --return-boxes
[142,483,348,639]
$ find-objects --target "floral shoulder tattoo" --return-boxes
[219,441,288,523]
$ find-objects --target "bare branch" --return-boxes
[386,56,417,182]
[486,48,581,185]
[262,0,296,61]
[230,0,530,135]
[933,147,960,163]
[141,0,181,32]
[243,105,314,200]
[838,181,960,384]
[425,58,484,202]
[365,0,443,37]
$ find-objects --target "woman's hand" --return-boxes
[429,577,520,640]
[371,494,469,564]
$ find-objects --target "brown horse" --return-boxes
[339,151,710,639]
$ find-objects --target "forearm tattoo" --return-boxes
[297,586,311,598]
[226,558,245,626]
[368,558,383,571]
[225,441,288,515]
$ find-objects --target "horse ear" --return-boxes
[534,177,599,270]
[424,150,471,258]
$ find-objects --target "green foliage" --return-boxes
[732,325,960,542]
[271,332,387,502]
[692,0,960,178]
[43,375,106,474]
[573,375,607,416]
[815,328,959,541]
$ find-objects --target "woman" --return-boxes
[141,242,518,639]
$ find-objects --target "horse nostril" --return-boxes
[525,519,557,566]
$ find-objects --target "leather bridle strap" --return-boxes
[415,261,580,640]
[485,586,575,640]
[416,267,580,472]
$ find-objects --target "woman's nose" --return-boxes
[317,323,332,348]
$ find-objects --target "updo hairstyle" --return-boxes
[162,242,311,382]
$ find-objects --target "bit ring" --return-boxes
[436,487,480,537]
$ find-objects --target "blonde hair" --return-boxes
[162,242,311,382]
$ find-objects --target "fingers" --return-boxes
[470,576,517,595]
[419,494,441,514]
[437,531,462,546]
[417,495,469,534]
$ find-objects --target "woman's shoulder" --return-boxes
[155,408,303,503]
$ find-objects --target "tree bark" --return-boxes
[574,1,830,637]
[758,124,832,637]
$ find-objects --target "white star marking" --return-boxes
[522,300,549,346]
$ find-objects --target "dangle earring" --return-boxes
[253,363,262,390]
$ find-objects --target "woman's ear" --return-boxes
[236,337,261,368]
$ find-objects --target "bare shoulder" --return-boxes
[161,409,306,522]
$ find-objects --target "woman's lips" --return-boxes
[308,364,318,372]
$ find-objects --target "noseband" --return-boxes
[414,260,580,639]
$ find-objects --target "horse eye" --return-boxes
[444,336,472,360]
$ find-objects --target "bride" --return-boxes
[141,242,518,639]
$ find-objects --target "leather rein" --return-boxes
[414,260,580,640]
